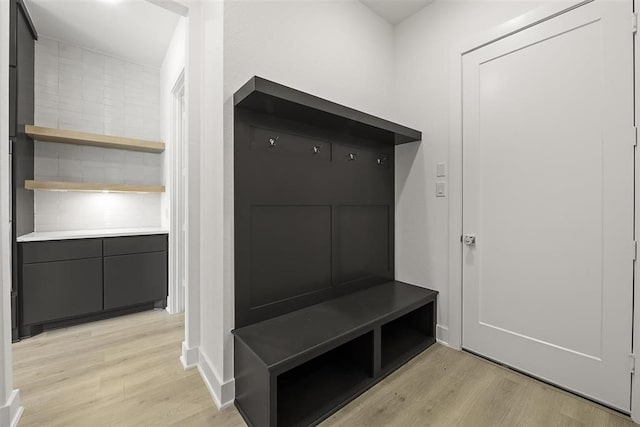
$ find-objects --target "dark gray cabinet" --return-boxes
[104,251,168,310]
[22,258,103,325]
[9,67,16,138]
[11,0,37,342]
[9,0,17,68]
[19,234,168,338]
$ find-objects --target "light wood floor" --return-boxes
[13,310,637,426]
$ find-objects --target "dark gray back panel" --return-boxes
[235,109,395,327]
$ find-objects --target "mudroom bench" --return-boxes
[233,280,437,427]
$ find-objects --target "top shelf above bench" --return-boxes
[233,76,422,146]
[25,125,165,153]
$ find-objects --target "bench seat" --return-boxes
[233,280,438,427]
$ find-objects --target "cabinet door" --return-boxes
[22,258,103,325]
[9,67,16,138]
[10,0,16,67]
[104,252,167,310]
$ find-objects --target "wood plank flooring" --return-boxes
[12,310,637,426]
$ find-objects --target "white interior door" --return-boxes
[462,0,634,411]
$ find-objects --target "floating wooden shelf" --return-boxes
[25,180,165,194]
[25,126,165,153]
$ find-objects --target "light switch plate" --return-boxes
[436,162,446,177]
[436,182,447,197]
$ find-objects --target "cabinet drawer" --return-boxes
[21,239,102,264]
[104,251,167,310]
[103,235,167,256]
[22,258,103,325]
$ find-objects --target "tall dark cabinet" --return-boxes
[9,0,37,341]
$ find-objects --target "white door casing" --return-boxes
[461,0,634,412]
[169,71,187,315]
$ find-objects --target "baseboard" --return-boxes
[436,324,449,347]
[197,348,235,410]
[180,341,199,369]
[0,389,23,427]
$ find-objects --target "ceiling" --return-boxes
[24,0,181,67]
[359,0,433,25]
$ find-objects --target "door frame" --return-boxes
[168,70,187,315]
[0,0,205,425]
[447,0,640,420]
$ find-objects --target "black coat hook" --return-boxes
[348,153,356,161]
[269,137,278,147]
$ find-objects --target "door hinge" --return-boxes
[633,12,638,34]
[634,127,638,147]
[634,241,638,261]
[631,353,636,374]
[8,138,13,155]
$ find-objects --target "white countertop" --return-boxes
[17,227,169,242]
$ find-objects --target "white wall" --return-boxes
[192,0,397,407]
[181,0,203,373]
[160,17,186,231]
[32,38,163,232]
[224,0,395,119]
[197,0,227,404]
[0,1,21,426]
[392,1,543,344]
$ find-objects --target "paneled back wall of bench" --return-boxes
[234,109,397,328]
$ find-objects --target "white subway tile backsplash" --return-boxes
[59,43,81,60]
[57,159,83,181]
[35,142,59,160]
[82,168,106,183]
[104,167,125,184]
[35,192,162,232]
[34,156,59,179]
[34,213,60,231]
[34,191,59,215]
[143,153,162,166]
[34,110,58,128]
[33,37,163,232]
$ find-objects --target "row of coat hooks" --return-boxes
[268,137,387,165]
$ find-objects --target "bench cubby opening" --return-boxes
[276,332,374,427]
[381,303,435,372]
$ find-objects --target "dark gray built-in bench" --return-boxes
[233,76,437,426]
[233,280,437,427]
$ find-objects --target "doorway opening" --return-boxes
[9,0,192,424]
